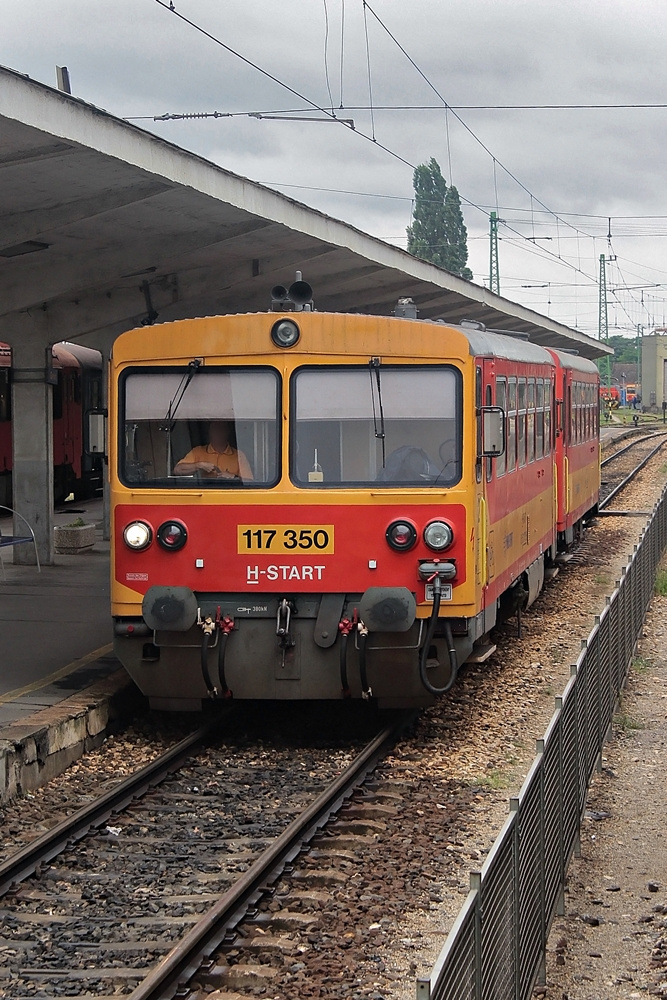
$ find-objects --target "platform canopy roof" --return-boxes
[0,64,610,359]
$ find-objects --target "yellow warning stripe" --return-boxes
[0,643,114,706]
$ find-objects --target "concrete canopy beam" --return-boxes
[0,64,610,362]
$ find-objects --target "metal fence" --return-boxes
[417,485,667,1000]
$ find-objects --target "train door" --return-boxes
[481,361,496,584]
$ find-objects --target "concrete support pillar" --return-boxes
[9,321,55,565]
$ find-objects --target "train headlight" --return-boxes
[123,521,152,551]
[271,318,300,348]
[423,520,454,552]
[385,519,418,551]
[157,520,188,551]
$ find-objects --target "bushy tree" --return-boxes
[407,158,472,280]
[443,185,473,280]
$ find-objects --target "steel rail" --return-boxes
[600,429,667,468]
[0,722,219,897]
[599,436,667,511]
[128,711,416,1000]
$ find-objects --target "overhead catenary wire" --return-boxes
[150,0,588,242]
[322,0,335,114]
[362,1,376,141]
[145,3,653,259]
[151,0,413,168]
[126,101,667,116]
[339,0,345,108]
[148,1,665,333]
[361,0,604,247]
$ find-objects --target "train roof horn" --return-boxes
[271,272,314,312]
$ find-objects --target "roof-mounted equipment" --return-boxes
[271,271,314,312]
[394,298,418,320]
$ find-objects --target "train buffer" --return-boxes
[0,506,41,579]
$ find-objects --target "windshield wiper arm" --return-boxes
[369,357,386,468]
[159,359,202,432]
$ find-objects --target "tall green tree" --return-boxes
[443,185,473,280]
[406,157,472,280]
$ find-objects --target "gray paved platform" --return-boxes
[0,499,138,801]
[0,499,119,725]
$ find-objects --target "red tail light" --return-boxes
[157,520,188,551]
[385,519,417,551]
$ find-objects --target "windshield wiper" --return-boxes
[369,357,386,469]
[159,359,202,432]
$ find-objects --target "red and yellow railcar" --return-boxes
[108,294,599,709]
[549,351,600,544]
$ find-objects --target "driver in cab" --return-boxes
[173,420,253,481]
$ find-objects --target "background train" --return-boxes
[108,290,600,710]
[0,341,103,506]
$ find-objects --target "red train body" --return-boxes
[108,306,601,709]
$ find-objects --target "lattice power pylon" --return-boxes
[489,211,500,296]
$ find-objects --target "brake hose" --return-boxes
[419,575,459,695]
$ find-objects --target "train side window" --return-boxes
[544,379,551,456]
[568,383,573,445]
[485,383,493,482]
[0,369,10,422]
[52,372,63,421]
[536,379,544,460]
[589,385,595,438]
[527,378,535,464]
[517,378,526,468]
[507,377,517,473]
[496,378,507,477]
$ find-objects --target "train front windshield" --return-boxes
[292,366,462,487]
[120,368,280,487]
[119,364,461,489]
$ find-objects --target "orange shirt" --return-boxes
[177,442,253,480]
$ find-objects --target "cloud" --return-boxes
[3,0,667,335]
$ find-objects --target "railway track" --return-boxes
[0,711,413,999]
[3,438,667,999]
[599,430,667,510]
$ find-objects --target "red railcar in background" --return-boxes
[551,352,600,544]
[0,342,103,506]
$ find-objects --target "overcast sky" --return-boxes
[3,0,667,344]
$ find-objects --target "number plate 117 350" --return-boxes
[237,525,334,554]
